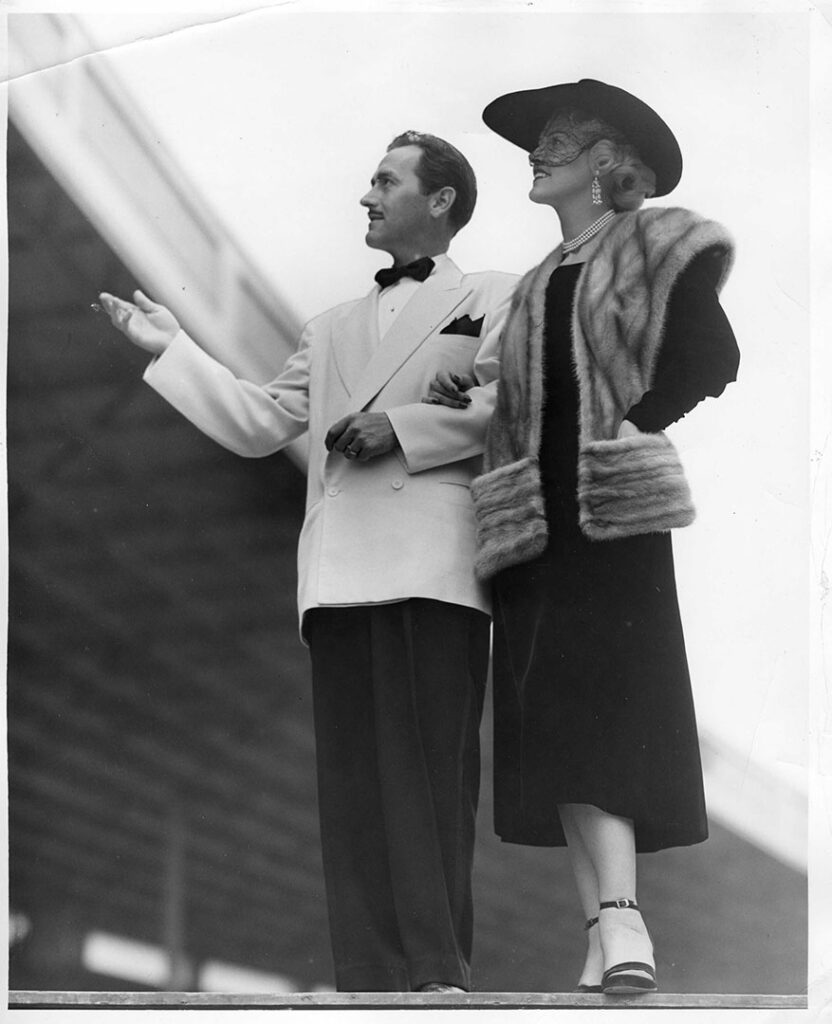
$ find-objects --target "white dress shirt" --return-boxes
[376,253,450,341]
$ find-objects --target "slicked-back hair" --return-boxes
[388,130,477,234]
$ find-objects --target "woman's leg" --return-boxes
[557,805,602,988]
[560,803,655,988]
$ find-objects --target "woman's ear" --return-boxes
[588,139,619,176]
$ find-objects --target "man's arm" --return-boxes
[383,277,514,473]
[100,290,310,458]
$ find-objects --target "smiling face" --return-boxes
[360,145,435,264]
[527,114,593,208]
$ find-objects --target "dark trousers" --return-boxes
[305,599,489,992]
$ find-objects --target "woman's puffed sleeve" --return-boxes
[625,251,740,433]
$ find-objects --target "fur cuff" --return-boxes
[471,457,548,580]
[578,432,696,541]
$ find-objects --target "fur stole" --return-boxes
[471,206,734,580]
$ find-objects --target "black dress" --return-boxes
[491,253,740,853]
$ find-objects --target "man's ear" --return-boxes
[430,186,457,220]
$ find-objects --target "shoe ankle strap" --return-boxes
[599,898,640,911]
[584,916,599,930]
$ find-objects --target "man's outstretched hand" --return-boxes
[325,412,396,462]
[98,290,180,356]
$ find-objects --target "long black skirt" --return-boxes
[491,526,708,853]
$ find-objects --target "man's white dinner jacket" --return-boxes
[143,257,517,634]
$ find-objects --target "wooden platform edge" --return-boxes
[7,990,810,1010]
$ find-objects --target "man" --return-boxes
[100,131,517,993]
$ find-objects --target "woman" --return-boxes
[429,79,739,994]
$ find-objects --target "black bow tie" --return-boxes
[374,257,435,290]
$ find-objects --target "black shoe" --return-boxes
[602,961,658,993]
[598,899,658,995]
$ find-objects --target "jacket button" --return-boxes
[327,486,339,497]
[391,479,404,490]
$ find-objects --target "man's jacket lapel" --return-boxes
[331,288,379,397]
[350,259,471,412]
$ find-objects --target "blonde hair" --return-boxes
[593,140,657,211]
[539,110,657,211]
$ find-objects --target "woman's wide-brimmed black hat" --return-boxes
[482,78,682,197]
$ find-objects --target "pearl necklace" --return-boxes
[561,209,616,256]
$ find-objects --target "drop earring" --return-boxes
[591,174,603,205]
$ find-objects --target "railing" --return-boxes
[8,990,809,1010]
